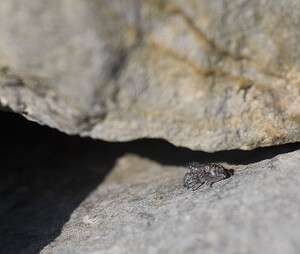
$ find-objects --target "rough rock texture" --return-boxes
[1,112,300,254]
[1,0,300,151]
[41,152,300,254]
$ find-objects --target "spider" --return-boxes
[183,162,232,191]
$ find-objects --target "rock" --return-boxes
[1,0,300,151]
[1,113,300,254]
[42,151,300,254]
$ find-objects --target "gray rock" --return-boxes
[42,151,300,254]
[1,114,300,254]
[1,0,300,151]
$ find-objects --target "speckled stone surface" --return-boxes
[1,0,300,151]
[1,113,300,254]
[42,152,300,254]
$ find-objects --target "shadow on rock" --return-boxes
[0,112,121,254]
[115,138,300,166]
[1,111,300,253]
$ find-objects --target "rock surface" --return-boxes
[41,152,300,254]
[1,0,300,151]
[1,112,300,254]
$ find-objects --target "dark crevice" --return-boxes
[1,111,300,253]
[114,137,300,166]
[0,112,119,254]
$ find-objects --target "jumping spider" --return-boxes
[183,162,232,191]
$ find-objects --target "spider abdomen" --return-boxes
[183,162,231,190]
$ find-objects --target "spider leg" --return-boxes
[187,182,198,189]
[185,183,193,189]
[208,178,223,187]
[192,182,205,191]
